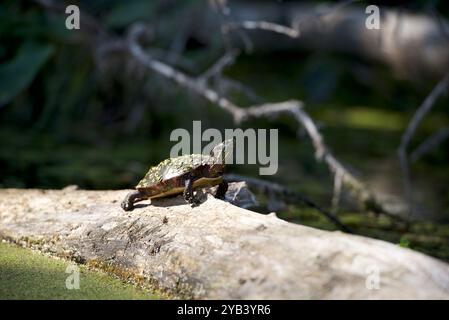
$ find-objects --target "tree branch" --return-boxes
[128,23,392,218]
[34,1,398,220]
[410,127,449,163]
[224,21,300,38]
[197,49,240,84]
[225,174,353,233]
[398,73,449,214]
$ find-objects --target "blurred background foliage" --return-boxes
[1,0,449,260]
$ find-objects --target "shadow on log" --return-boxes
[0,187,449,299]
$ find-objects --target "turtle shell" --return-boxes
[136,154,221,199]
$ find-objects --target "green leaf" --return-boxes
[0,41,54,106]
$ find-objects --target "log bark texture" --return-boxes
[1,188,449,299]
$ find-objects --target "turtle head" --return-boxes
[209,138,234,165]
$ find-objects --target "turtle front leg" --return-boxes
[215,180,228,200]
[183,176,200,206]
[121,190,145,211]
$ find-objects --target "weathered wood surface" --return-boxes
[0,188,449,299]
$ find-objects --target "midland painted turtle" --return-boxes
[121,139,233,211]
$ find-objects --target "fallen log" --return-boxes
[193,1,449,80]
[0,188,448,299]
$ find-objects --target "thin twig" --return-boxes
[224,21,300,38]
[291,0,361,31]
[166,18,190,66]
[198,49,240,84]
[128,23,245,120]
[398,73,449,214]
[211,0,302,53]
[410,127,449,163]
[225,174,353,233]
[219,77,264,103]
[210,0,232,50]
[331,170,344,214]
[430,8,449,43]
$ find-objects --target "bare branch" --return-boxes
[198,49,240,84]
[331,170,344,214]
[34,2,397,220]
[224,21,300,38]
[211,0,300,53]
[128,23,391,217]
[218,77,264,103]
[166,18,190,66]
[410,127,449,163]
[291,0,361,32]
[398,73,449,214]
[210,0,236,52]
[224,174,352,233]
[128,23,245,120]
[430,8,449,43]
[400,73,449,148]
[148,48,198,73]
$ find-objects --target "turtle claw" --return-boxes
[189,195,201,207]
[183,176,201,207]
[184,191,200,207]
[121,190,142,212]
[121,200,134,211]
